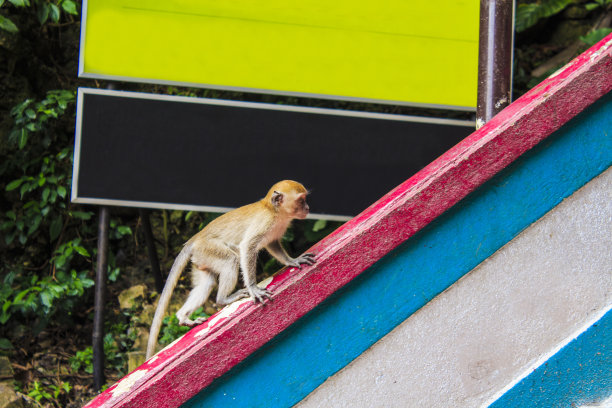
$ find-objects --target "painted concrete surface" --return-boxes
[297,167,612,408]
[490,309,611,408]
[182,94,611,408]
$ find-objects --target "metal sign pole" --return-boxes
[92,206,109,391]
[477,0,515,127]
[140,209,164,293]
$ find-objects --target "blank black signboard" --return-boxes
[72,88,474,219]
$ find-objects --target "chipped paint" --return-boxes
[494,96,508,109]
[157,335,184,355]
[195,298,251,338]
[258,276,274,289]
[476,118,485,129]
[590,37,612,62]
[110,369,148,397]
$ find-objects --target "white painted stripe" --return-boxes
[297,167,612,408]
[481,305,611,407]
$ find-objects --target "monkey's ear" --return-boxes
[271,191,283,207]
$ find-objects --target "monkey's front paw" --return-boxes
[248,285,272,304]
[289,253,316,269]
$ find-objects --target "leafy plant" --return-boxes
[69,346,93,374]
[580,27,612,45]
[0,0,79,33]
[27,380,53,402]
[0,269,94,325]
[158,308,209,346]
[515,0,575,32]
[515,0,612,33]
[50,381,72,400]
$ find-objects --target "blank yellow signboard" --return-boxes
[79,0,479,109]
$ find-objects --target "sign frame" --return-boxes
[77,0,480,111]
[71,88,475,221]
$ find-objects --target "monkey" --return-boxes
[146,180,316,358]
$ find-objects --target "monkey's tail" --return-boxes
[146,243,192,359]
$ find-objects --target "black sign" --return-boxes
[72,88,473,219]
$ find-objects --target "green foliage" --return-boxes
[0,269,94,326]
[515,0,575,32]
[580,27,612,45]
[69,347,93,374]
[159,308,209,346]
[0,338,14,350]
[0,0,78,32]
[8,90,74,150]
[0,90,98,332]
[27,379,72,403]
[515,0,612,33]
[50,381,72,399]
[27,380,53,402]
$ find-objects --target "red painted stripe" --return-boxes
[84,34,612,408]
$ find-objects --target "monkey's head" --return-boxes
[267,180,310,219]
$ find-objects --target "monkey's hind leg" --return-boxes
[215,258,250,306]
[176,268,216,327]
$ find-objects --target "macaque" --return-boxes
[146,180,316,358]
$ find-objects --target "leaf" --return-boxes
[81,277,94,288]
[312,219,327,232]
[108,267,120,282]
[27,215,42,235]
[14,288,32,304]
[580,28,612,46]
[585,2,601,10]
[61,0,78,15]
[37,2,50,24]
[70,211,92,220]
[5,179,23,191]
[515,0,573,32]
[18,128,28,149]
[5,231,16,245]
[20,183,29,198]
[25,108,36,119]
[57,185,67,198]
[40,291,52,308]
[73,246,90,257]
[0,338,14,350]
[49,3,60,22]
[117,226,132,236]
[50,216,63,241]
[8,0,29,6]
[54,254,66,269]
[0,14,19,33]
[42,187,50,203]
[10,99,31,116]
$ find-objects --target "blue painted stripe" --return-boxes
[183,92,612,408]
[490,309,612,407]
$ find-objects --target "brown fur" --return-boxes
[146,180,315,358]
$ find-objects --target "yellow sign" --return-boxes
[80,0,479,109]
